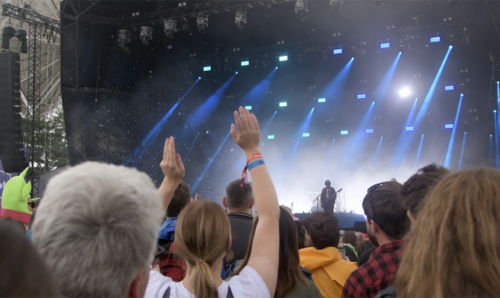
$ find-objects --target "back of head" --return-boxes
[402,163,450,219]
[295,221,307,249]
[397,168,500,297]
[32,162,163,298]
[343,231,357,248]
[362,181,409,240]
[356,240,374,256]
[0,220,59,297]
[308,212,340,250]
[174,200,232,298]
[225,179,253,211]
[166,181,191,218]
[234,207,306,298]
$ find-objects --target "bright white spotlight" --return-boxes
[399,88,411,97]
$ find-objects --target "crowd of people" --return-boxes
[1,107,500,298]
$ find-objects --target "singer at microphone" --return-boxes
[320,180,336,215]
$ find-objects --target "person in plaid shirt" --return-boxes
[342,181,409,298]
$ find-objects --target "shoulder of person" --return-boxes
[227,266,271,298]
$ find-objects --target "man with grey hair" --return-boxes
[32,137,184,298]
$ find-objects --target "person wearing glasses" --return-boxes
[341,181,410,298]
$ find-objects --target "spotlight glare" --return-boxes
[235,71,238,74]
[268,135,275,139]
[333,48,343,55]
[318,98,326,103]
[430,36,441,43]
[279,102,287,107]
[279,55,288,61]
[357,94,366,99]
[406,126,414,131]
[380,42,390,49]
[366,128,374,134]
[398,88,411,97]
[340,130,348,135]
[244,106,252,110]
[203,66,211,71]
[302,133,310,137]
[445,85,455,91]
[198,77,201,80]
[241,61,249,66]
[445,124,454,129]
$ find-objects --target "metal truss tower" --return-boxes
[2,3,59,197]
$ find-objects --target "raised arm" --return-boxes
[230,107,280,296]
[158,137,185,212]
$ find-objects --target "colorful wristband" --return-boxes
[247,153,263,164]
[247,159,265,171]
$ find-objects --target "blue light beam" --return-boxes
[191,132,231,193]
[182,132,200,163]
[239,68,277,106]
[414,46,453,128]
[373,53,401,105]
[391,98,419,167]
[298,108,315,136]
[458,132,467,170]
[444,94,464,168]
[317,58,354,107]
[370,137,384,170]
[124,78,200,165]
[414,134,425,170]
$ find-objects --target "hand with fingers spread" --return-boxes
[230,107,261,154]
[158,137,185,212]
[160,137,185,184]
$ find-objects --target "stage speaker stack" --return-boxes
[0,51,27,173]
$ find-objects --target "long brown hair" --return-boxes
[234,207,307,297]
[396,168,500,297]
[174,200,233,298]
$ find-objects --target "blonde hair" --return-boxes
[396,168,500,297]
[174,200,233,298]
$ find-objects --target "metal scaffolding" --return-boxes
[2,3,60,197]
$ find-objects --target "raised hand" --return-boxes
[160,137,185,185]
[230,107,261,155]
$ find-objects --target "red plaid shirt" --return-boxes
[341,239,405,298]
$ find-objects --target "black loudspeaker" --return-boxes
[0,51,27,173]
[353,221,367,233]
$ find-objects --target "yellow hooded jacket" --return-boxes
[299,246,358,298]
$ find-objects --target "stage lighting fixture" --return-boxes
[203,66,211,71]
[2,26,16,49]
[131,11,140,17]
[279,55,288,61]
[235,71,239,74]
[279,102,287,107]
[178,1,187,7]
[303,133,310,137]
[117,29,131,48]
[333,48,342,55]
[197,13,209,33]
[445,85,455,91]
[268,135,275,139]
[357,94,366,99]
[490,135,493,138]
[241,60,249,66]
[244,106,252,110]
[235,10,247,31]
[295,0,309,22]
[380,42,390,49]
[366,129,374,134]
[445,124,454,129]
[330,0,343,12]
[14,29,27,53]
[164,20,177,39]
[139,26,153,45]
[430,36,441,43]
[318,98,326,103]
[341,130,348,135]
[399,88,411,97]
[406,126,414,131]
[180,18,190,32]
[495,110,497,113]
[198,77,201,80]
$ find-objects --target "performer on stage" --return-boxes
[320,180,336,215]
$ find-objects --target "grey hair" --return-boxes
[32,162,163,298]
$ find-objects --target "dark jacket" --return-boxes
[226,212,253,263]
